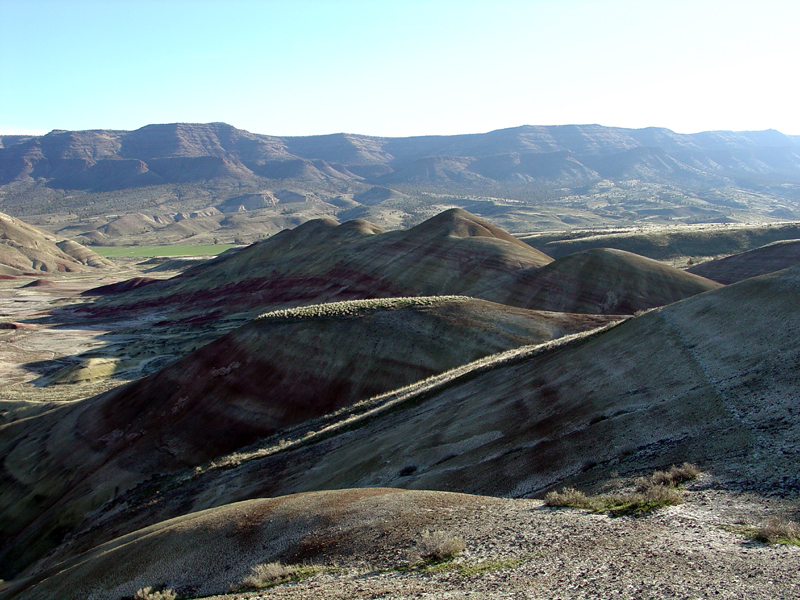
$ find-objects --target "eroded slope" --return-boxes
[0,296,612,578]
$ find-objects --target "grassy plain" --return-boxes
[90,244,239,258]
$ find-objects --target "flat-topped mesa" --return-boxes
[476,247,722,314]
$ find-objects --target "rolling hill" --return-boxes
[0,211,112,275]
[687,238,800,283]
[85,209,555,315]
[474,248,722,314]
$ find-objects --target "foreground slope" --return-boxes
[474,247,722,314]
[0,297,613,578]
[6,486,799,600]
[688,238,800,283]
[0,212,111,275]
[8,266,799,580]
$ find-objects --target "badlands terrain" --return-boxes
[0,123,800,599]
[0,193,799,595]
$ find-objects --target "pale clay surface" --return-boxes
[210,478,799,600]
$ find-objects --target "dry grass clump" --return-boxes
[238,561,298,589]
[544,487,601,510]
[133,587,177,600]
[235,561,324,590]
[753,517,800,545]
[408,530,466,564]
[640,462,700,489]
[545,463,699,516]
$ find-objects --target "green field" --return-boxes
[91,244,241,258]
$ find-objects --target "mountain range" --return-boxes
[3,123,800,192]
[3,123,800,245]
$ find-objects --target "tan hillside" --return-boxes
[475,247,722,314]
[0,297,614,577]
[0,212,112,275]
[688,238,800,283]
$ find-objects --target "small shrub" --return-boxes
[133,587,177,600]
[238,561,297,589]
[544,487,600,510]
[640,463,700,490]
[609,484,684,516]
[753,517,800,545]
[409,530,465,564]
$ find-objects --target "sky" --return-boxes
[1,0,798,138]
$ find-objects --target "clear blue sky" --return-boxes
[1,0,798,137]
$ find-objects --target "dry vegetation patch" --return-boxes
[545,463,699,516]
[257,296,469,321]
[407,529,466,565]
[234,561,325,591]
[752,517,800,545]
[133,587,177,600]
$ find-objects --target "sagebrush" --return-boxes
[133,587,177,600]
[408,529,466,564]
[544,463,699,516]
[753,517,800,545]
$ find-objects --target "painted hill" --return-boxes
[474,248,722,314]
[687,239,800,283]
[215,264,797,499]
[88,209,554,315]
[0,296,614,578]
[40,262,799,570]
[0,211,112,275]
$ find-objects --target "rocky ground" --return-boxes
[202,476,800,600]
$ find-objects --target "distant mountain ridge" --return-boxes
[3,122,800,192]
